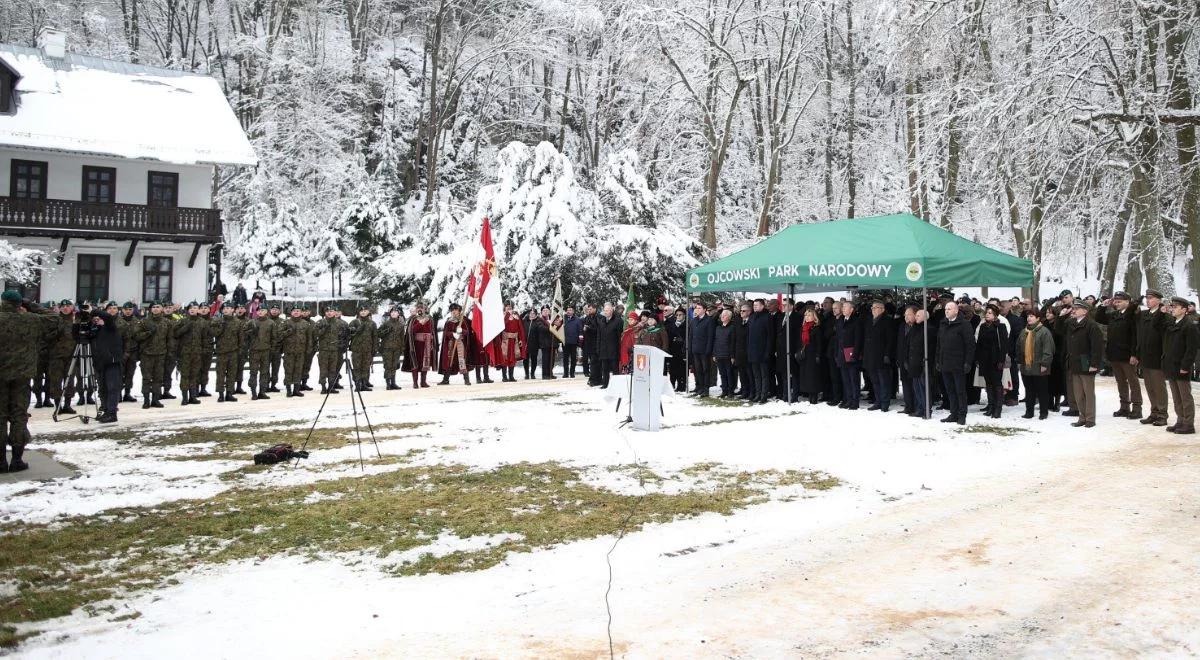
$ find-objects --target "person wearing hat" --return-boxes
[1096,291,1143,419]
[117,302,140,404]
[1065,301,1103,427]
[161,302,181,400]
[266,303,286,393]
[134,302,169,409]
[195,303,215,398]
[438,303,474,385]
[402,300,437,388]
[211,302,243,402]
[45,299,81,414]
[0,292,57,471]
[173,302,207,406]
[378,306,408,390]
[347,305,378,391]
[1162,296,1198,434]
[1135,289,1171,425]
[299,307,318,392]
[282,307,310,398]
[89,302,126,423]
[233,304,250,394]
[243,306,279,400]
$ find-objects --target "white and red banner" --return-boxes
[466,217,505,358]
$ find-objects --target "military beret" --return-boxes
[122,301,135,309]
[187,301,199,308]
[1072,301,1090,310]
[1145,289,1164,300]
[1,290,21,303]
[1112,291,1131,301]
[104,300,118,309]
[222,301,234,308]
[60,299,74,306]
[269,302,280,309]
[1059,289,1073,298]
[1170,296,1190,308]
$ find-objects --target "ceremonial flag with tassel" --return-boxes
[466,217,504,360]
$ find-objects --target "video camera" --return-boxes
[72,304,100,343]
[337,324,353,353]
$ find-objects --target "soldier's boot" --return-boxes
[225,390,238,403]
[1112,405,1130,418]
[293,384,304,398]
[320,379,329,395]
[180,389,190,406]
[438,375,451,386]
[302,379,313,391]
[198,386,211,398]
[59,397,77,415]
[161,386,177,400]
[286,384,294,398]
[33,391,42,408]
[254,385,270,400]
[143,390,153,409]
[464,373,472,386]
[420,372,430,388]
[218,391,227,402]
[483,367,494,383]
[150,393,163,408]
[8,435,28,473]
[363,377,373,391]
[122,388,137,403]
[192,386,203,404]
[235,380,247,395]
[1128,405,1143,420]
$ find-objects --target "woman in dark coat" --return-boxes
[1044,306,1067,410]
[975,305,1009,418]
[796,307,825,404]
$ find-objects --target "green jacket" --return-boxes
[348,316,377,354]
[134,314,171,356]
[0,302,56,380]
[49,313,76,359]
[283,317,310,354]
[212,315,244,355]
[379,317,407,353]
[174,315,208,356]
[244,316,278,352]
[270,314,289,351]
[315,317,342,352]
[1017,322,1055,376]
[118,313,141,356]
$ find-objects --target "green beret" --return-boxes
[1059,289,1073,298]
[60,299,74,306]
[122,301,135,309]
[1,290,21,303]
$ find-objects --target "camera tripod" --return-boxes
[294,347,381,470]
[53,342,99,424]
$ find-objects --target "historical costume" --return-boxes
[402,302,439,388]
[438,304,474,385]
[493,308,527,382]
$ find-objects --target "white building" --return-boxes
[0,28,255,305]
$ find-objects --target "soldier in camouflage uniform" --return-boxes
[173,302,207,406]
[161,302,181,400]
[0,291,56,473]
[348,306,378,391]
[267,303,285,392]
[315,308,343,394]
[47,299,80,414]
[234,304,250,394]
[118,302,140,403]
[379,307,407,390]
[300,307,317,391]
[212,302,243,402]
[32,307,52,408]
[197,303,215,397]
[244,307,279,400]
[135,302,169,409]
[283,307,310,397]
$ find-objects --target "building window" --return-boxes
[76,253,110,304]
[147,171,178,208]
[143,256,173,303]
[82,166,117,204]
[0,65,13,113]
[10,159,48,199]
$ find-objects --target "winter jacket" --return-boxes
[134,314,171,356]
[1161,316,1200,380]
[1064,316,1104,375]
[666,318,688,358]
[245,316,278,353]
[904,322,928,376]
[835,313,866,366]
[89,310,124,368]
[712,322,735,359]
[581,313,600,356]
[974,320,1009,380]
[690,313,717,356]
[212,315,244,355]
[746,311,773,364]
[0,301,55,380]
[935,315,975,374]
[1017,322,1055,376]
[1096,305,1139,363]
[231,285,248,307]
[1005,312,1026,357]
[733,318,750,364]
[596,313,624,360]
[563,316,583,346]
[1135,307,1170,370]
[635,326,669,353]
[862,314,895,370]
[348,316,376,354]
[775,312,800,362]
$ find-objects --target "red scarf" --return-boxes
[801,321,814,346]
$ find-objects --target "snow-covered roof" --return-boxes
[0,43,257,166]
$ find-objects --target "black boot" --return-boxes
[483,367,494,383]
[151,393,163,408]
[293,384,304,397]
[143,392,152,409]
[439,375,450,385]
[235,381,247,395]
[161,387,176,400]
[254,385,270,400]
[181,389,190,406]
[464,373,472,385]
[198,386,211,398]
[122,388,137,403]
[225,390,238,403]
[218,392,226,402]
[320,380,330,394]
[286,384,295,398]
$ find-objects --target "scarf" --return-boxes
[1024,322,1037,368]
[801,321,814,346]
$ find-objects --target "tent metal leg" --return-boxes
[787,284,794,404]
[923,287,930,420]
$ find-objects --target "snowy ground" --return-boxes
[4,363,1198,658]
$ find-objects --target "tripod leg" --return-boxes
[353,382,382,459]
[345,350,365,471]
[294,386,334,465]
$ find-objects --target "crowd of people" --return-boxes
[0,283,1198,473]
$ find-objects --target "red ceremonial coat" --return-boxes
[493,314,527,367]
[618,325,639,372]
[402,315,438,373]
[438,316,477,375]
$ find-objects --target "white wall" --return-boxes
[0,148,213,208]
[4,236,209,305]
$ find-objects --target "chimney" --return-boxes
[37,28,67,59]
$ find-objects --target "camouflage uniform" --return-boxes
[212,313,244,400]
[46,312,78,406]
[135,312,170,407]
[235,311,250,393]
[315,314,343,393]
[348,313,378,389]
[267,309,286,391]
[244,315,279,398]
[283,315,310,396]
[32,319,52,408]
[117,309,140,402]
[161,312,181,399]
[174,313,208,404]
[197,314,215,396]
[379,315,407,389]
[0,299,56,472]
[301,311,318,390]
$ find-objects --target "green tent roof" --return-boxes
[685,213,1034,294]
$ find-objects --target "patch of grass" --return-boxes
[474,393,559,403]
[0,460,828,644]
[680,410,803,427]
[692,396,748,408]
[956,424,1028,437]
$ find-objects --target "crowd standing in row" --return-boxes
[1,283,1198,472]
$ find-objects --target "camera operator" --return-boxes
[89,302,125,424]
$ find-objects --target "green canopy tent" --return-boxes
[683,213,1035,417]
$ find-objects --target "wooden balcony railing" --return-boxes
[0,197,222,241]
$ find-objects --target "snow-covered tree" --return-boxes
[0,240,44,286]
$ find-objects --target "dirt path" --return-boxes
[591,421,1200,657]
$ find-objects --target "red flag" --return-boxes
[467,217,504,363]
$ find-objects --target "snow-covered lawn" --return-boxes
[0,372,1154,656]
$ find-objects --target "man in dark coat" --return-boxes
[1135,289,1171,425]
[1162,296,1198,434]
[936,301,975,424]
[562,306,583,378]
[530,306,558,380]
[582,304,600,384]
[822,304,842,405]
[522,309,540,380]
[732,303,752,399]
[665,307,689,392]
[896,306,918,415]
[746,300,773,403]
[1064,301,1103,427]
[1003,300,1026,405]
[90,302,125,424]
[835,301,866,410]
[775,300,800,402]
[595,303,623,388]
[689,302,716,397]
[863,300,896,412]
[1096,291,1141,418]
[905,308,930,417]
